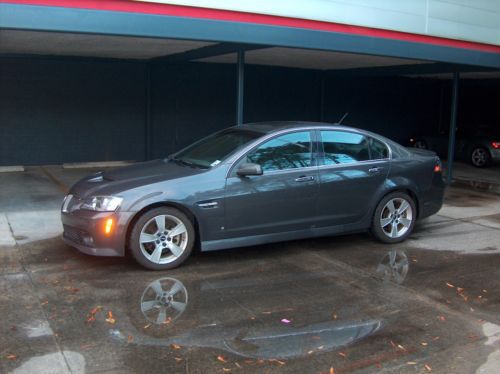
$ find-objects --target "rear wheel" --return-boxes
[470,146,491,168]
[129,207,195,270]
[413,139,428,149]
[371,192,416,244]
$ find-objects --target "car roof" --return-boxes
[235,121,353,134]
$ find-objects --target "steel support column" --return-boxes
[145,63,152,160]
[446,71,460,185]
[236,49,245,126]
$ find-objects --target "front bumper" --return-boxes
[61,210,134,257]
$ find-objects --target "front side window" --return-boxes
[245,131,312,172]
[320,130,369,165]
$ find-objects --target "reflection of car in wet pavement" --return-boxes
[110,250,409,360]
[61,122,445,270]
[409,127,500,168]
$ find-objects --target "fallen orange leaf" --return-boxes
[7,355,17,360]
[127,335,133,343]
[421,342,428,346]
[105,311,116,324]
[446,282,455,288]
[217,355,227,363]
[338,352,347,359]
[425,364,432,372]
[170,344,181,350]
[330,367,335,374]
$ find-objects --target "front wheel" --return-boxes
[371,192,416,244]
[129,207,195,270]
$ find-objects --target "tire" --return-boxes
[371,192,416,244]
[470,146,491,168]
[413,139,428,149]
[129,207,195,270]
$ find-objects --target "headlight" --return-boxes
[81,196,123,212]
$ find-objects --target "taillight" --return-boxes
[434,159,442,173]
[492,141,500,149]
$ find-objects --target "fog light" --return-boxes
[104,218,114,235]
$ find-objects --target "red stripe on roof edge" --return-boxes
[2,0,499,54]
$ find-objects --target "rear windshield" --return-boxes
[172,129,262,168]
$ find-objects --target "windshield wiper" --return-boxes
[170,157,208,169]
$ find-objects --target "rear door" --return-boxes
[316,130,390,227]
[224,130,320,238]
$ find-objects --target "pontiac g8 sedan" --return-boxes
[61,122,445,270]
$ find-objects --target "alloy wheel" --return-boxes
[376,250,409,284]
[139,214,188,265]
[379,198,413,239]
[140,277,188,324]
[471,148,488,167]
[414,140,427,149]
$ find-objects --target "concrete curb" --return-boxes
[0,165,24,173]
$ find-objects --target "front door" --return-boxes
[224,130,319,239]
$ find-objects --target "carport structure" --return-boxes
[1,0,500,183]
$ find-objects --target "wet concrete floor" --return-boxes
[1,166,499,373]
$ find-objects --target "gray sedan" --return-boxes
[61,122,445,270]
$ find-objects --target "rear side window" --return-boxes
[370,138,389,159]
[246,131,312,171]
[320,130,369,165]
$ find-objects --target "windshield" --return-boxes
[172,129,262,168]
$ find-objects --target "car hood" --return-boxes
[69,159,206,198]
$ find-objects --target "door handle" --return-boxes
[295,175,315,182]
[368,166,384,173]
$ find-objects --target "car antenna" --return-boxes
[338,112,349,125]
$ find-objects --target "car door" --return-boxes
[316,130,390,227]
[224,130,319,239]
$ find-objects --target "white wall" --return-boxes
[137,0,500,46]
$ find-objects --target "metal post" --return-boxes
[144,63,152,160]
[236,49,245,126]
[446,71,460,185]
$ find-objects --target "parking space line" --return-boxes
[39,166,69,194]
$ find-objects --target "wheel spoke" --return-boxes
[140,232,157,244]
[141,300,157,312]
[155,216,165,233]
[390,222,399,238]
[170,301,186,313]
[380,217,392,228]
[389,250,396,266]
[156,308,167,324]
[386,200,396,213]
[150,246,163,263]
[169,223,186,238]
[169,243,183,257]
[398,201,410,214]
[150,280,164,295]
[168,280,184,296]
[400,217,411,228]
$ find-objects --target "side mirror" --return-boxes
[237,163,263,177]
